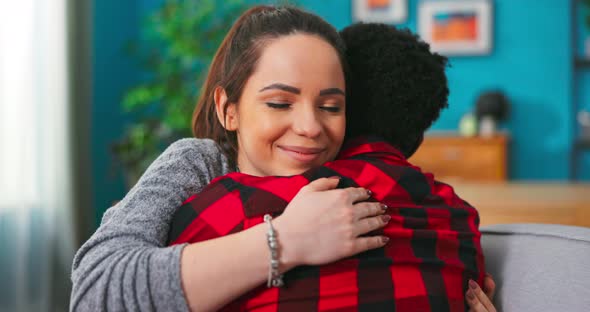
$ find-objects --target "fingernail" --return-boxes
[366,189,372,196]
[328,176,341,180]
[381,236,389,244]
[466,289,475,300]
[381,204,388,211]
[469,279,477,290]
[381,214,391,223]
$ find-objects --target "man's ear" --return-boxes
[214,86,238,131]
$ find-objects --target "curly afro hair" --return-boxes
[340,23,449,157]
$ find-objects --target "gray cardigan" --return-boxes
[70,138,231,311]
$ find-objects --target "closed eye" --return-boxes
[320,106,341,113]
[266,102,291,110]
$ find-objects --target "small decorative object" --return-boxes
[418,0,493,56]
[478,116,496,138]
[459,112,478,137]
[474,90,510,138]
[353,0,407,24]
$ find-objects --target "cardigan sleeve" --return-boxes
[70,138,231,311]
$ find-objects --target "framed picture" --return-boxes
[353,0,407,24]
[418,0,493,56]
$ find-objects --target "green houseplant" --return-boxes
[112,0,249,186]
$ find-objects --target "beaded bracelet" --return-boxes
[263,214,284,287]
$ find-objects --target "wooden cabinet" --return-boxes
[409,133,509,182]
[452,182,590,228]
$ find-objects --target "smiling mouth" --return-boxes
[277,145,325,163]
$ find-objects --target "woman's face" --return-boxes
[220,34,346,176]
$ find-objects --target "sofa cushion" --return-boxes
[481,223,590,312]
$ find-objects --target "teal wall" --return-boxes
[92,0,139,222]
[295,0,580,180]
[92,0,590,223]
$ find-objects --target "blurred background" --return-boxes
[1,0,589,310]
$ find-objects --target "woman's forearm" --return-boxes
[179,178,385,312]
[181,222,297,312]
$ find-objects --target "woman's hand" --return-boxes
[273,177,389,267]
[466,274,497,312]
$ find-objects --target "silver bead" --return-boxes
[272,278,284,287]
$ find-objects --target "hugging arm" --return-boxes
[177,177,389,312]
[71,139,390,312]
[70,139,230,312]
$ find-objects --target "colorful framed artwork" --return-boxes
[418,0,493,56]
[353,0,408,24]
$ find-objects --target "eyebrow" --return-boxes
[259,83,345,97]
[259,83,301,94]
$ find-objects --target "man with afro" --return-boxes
[167,23,495,311]
[342,23,449,159]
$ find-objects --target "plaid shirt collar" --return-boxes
[337,135,407,162]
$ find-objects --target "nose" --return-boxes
[292,103,322,138]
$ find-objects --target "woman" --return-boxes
[71,5,495,312]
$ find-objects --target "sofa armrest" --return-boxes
[481,223,590,312]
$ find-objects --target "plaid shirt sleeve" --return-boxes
[167,137,485,312]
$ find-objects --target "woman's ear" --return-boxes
[214,86,238,131]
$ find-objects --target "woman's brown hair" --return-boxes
[192,5,347,168]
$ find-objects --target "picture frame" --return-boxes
[353,0,408,24]
[418,0,493,56]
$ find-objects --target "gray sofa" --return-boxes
[481,223,590,311]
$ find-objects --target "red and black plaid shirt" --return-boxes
[168,137,485,312]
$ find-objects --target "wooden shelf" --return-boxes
[453,182,590,228]
[410,133,509,182]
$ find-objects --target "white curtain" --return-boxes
[0,0,75,311]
